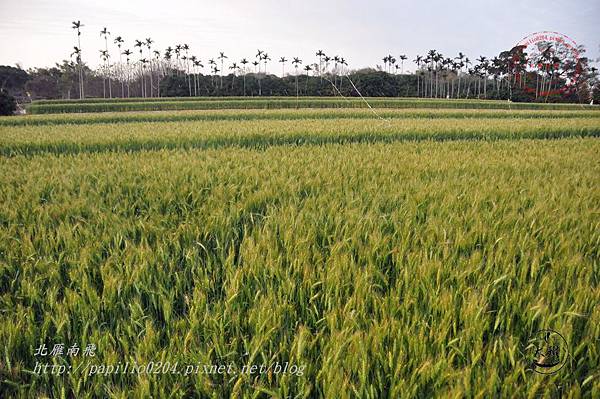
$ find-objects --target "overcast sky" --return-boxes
[1,0,598,74]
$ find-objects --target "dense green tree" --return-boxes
[0,89,17,115]
[0,65,29,96]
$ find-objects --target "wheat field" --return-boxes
[0,102,599,398]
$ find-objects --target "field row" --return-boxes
[1,117,599,156]
[27,97,599,114]
[1,139,598,397]
[2,108,600,127]
[32,96,384,105]
[32,96,585,105]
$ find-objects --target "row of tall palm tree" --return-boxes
[70,21,587,100]
[99,35,196,98]
[382,54,407,74]
[72,21,353,98]
[405,50,492,99]
[185,49,344,96]
[70,21,402,99]
[405,44,586,100]
[70,21,201,99]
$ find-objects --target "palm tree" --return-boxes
[163,48,173,80]
[100,27,112,98]
[252,60,260,94]
[134,40,143,57]
[413,55,423,97]
[443,57,453,98]
[218,51,227,89]
[323,55,331,75]
[114,36,125,97]
[208,59,217,87]
[230,62,238,90]
[70,46,82,99]
[316,50,325,81]
[175,45,182,74]
[279,57,288,77]
[240,58,249,95]
[255,50,264,73]
[71,47,81,59]
[451,60,460,98]
[208,58,218,88]
[261,52,271,74]
[210,65,218,89]
[464,57,472,97]
[213,66,220,91]
[455,52,465,98]
[193,59,203,96]
[189,55,198,96]
[145,38,154,97]
[477,56,488,98]
[389,56,397,74]
[426,50,437,97]
[255,51,269,96]
[423,54,432,97]
[413,56,422,97]
[489,56,502,97]
[99,49,110,98]
[547,54,560,100]
[140,58,149,91]
[153,50,162,97]
[114,36,124,48]
[292,57,302,97]
[399,54,407,74]
[122,49,132,97]
[304,64,312,92]
[71,21,84,98]
[536,44,552,98]
[333,56,340,87]
[433,51,443,98]
[339,58,348,91]
[134,40,145,97]
[182,44,191,95]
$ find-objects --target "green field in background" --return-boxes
[27,97,599,114]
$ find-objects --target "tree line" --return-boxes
[1,21,599,112]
